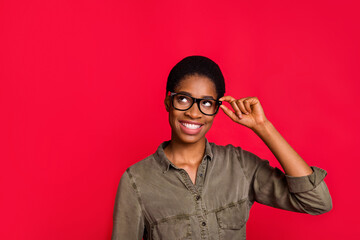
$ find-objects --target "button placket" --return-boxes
[194,158,209,238]
[174,156,210,238]
[178,169,198,194]
[196,157,207,187]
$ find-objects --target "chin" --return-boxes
[181,135,204,143]
[173,128,207,144]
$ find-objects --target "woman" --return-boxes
[111,56,332,240]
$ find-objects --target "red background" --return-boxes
[1,0,359,239]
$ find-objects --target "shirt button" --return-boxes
[202,221,206,226]
[196,195,201,201]
[199,173,203,177]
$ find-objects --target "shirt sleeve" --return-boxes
[238,147,333,215]
[111,169,145,240]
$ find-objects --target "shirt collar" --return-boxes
[154,137,214,174]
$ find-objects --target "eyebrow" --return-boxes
[177,91,216,100]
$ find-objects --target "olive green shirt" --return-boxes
[111,138,332,240]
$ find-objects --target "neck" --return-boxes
[164,136,206,167]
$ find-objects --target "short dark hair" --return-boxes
[166,55,226,99]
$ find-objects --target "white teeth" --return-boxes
[181,122,202,129]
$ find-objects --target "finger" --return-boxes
[236,99,248,115]
[219,95,243,118]
[243,98,252,114]
[220,104,242,122]
[218,95,236,103]
[229,99,242,118]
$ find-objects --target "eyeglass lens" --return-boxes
[173,94,218,115]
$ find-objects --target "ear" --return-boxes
[164,96,170,112]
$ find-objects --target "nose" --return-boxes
[185,102,202,118]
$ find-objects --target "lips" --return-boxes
[179,120,204,134]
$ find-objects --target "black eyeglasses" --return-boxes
[169,91,222,116]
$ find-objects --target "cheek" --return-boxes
[169,110,180,126]
[205,117,215,125]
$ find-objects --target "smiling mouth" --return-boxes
[180,121,203,129]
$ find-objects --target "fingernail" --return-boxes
[246,112,249,115]
[238,114,242,118]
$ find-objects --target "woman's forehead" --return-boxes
[175,75,217,98]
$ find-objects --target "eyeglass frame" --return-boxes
[168,91,223,116]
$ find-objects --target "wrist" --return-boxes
[252,119,273,135]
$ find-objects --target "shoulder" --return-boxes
[209,141,270,182]
[209,140,265,166]
[125,154,160,177]
[208,141,244,168]
[120,148,177,188]
[209,141,243,156]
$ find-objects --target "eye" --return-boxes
[175,95,191,104]
[202,100,213,107]
[179,96,188,102]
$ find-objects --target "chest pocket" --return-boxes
[215,199,249,231]
[151,216,192,240]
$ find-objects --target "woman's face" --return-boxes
[164,74,218,144]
